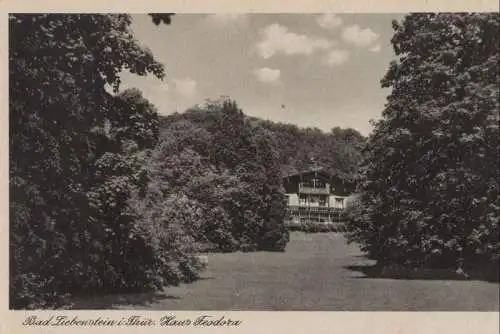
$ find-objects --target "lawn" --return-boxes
[73,232,499,311]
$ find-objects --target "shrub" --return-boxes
[287,221,346,233]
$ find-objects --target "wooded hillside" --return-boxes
[160,110,366,182]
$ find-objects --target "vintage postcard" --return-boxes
[1,1,499,333]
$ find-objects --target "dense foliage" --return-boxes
[156,98,290,252]
[287,221,347,233]
[247,121,365,181]
[9,14,204,309]
[346,13,499,275]
[163,113,366,182]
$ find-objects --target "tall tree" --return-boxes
[9,14,203,309]
[156,98,290,252]
[347,13,499,273]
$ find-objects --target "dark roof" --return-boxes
[283,167,332,179]
[283,167,355,183]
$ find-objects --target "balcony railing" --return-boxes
[298,183,330,194]
[286,205,343,214]
[285,205,346,223]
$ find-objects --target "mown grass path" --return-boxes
[74,232,499,311]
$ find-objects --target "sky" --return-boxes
[119,13,406,136]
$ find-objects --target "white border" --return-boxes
[1,1,499,334]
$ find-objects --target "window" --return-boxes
[319,196,327,207]
[301,178,326,188]
[299,194,307,205]
[314,178,326,188]
[302,181,314,188]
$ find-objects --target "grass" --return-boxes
[72,232,499,311]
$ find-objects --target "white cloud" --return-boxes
[173,77,197,98]
[341,24,380,47]
[317,14,342,29]
[254,67,281,84]
[256,24,333,59]
[369,44,381,52]
[323,49,350,66]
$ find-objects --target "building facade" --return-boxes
[282,168,354,223]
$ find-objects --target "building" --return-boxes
[282,168,355,224]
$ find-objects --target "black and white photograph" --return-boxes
[8,11,499,313]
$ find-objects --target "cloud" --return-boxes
[323,49,350,66]
[256,24,333,59]
[369,44,381,52]
[317,14,342,29]
[173,77,197,98]
[341,24,380,47]
[254,67,281,84]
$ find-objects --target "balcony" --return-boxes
[286,205,346,223]
[298,183,330,195]
[287,205,343,214]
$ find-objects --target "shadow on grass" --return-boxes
[70,275,217,309]
[344,264,499,283]
[70,291,182,309]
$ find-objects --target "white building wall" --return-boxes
[287,193,299,206]
[308,201,320,207]
[287,193,351,209]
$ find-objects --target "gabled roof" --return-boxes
[283,167,354,184]
[283,167,332,180]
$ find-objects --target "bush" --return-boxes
[129,188,207,286]
[287,221,346,233]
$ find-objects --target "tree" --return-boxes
[247,120,365,180]
[197,98,290,251]
[155,98,290,252]
[149,13,176,26]
[346,14,499,274]
[9,14,205,309]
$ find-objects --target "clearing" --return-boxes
[73,232,499,311]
